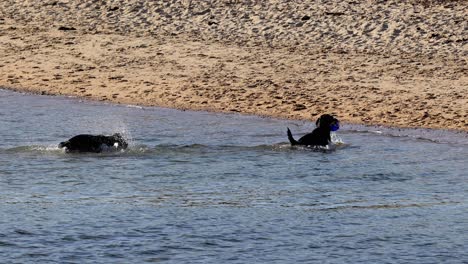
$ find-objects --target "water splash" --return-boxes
[2,145,65,155]
[331,132,345,145]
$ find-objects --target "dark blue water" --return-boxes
[0,89,467,263]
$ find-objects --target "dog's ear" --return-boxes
[58,141,68,148]
[316,116,322,127]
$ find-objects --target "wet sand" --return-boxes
[0,0,466,131]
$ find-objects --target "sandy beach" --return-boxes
[0,0,466,131]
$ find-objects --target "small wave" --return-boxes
[2,145,65,155]
[171,143,340,153]
[125,104,144,110]
[1,144,135,156]
[317,201,458,212]
[344,124,468,145]
[0,142,346,157]
[289,145,335,153]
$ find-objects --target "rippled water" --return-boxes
[0,89,467,263]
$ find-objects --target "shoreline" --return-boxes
[1,1,466,132]
[3,87,468,143]
[3,83,468,133]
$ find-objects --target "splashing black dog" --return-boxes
[58,133,128,153]
[287,114,340,147]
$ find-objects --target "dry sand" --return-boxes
[0,0,467,131]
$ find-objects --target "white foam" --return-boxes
[125,105,144,109]
[331,132,345,145]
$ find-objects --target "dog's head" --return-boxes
[316,114,340,131]
[58,141,69,149]
[111,133,128,149]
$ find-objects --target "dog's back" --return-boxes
[59,134,128,153]
[297,127,330,146]
[287,127,330,147]
[287,114,339,147]
[59,134,101,153]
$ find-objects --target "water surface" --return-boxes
[0,89,467,263]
